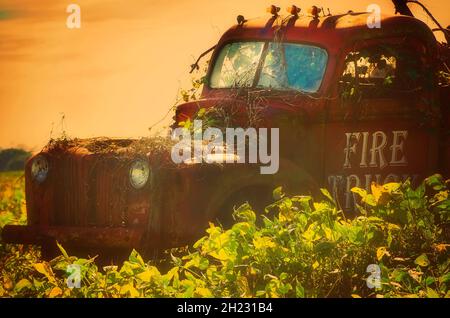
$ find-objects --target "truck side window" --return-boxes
[339,44,425,99]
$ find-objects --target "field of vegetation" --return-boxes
[0,171,449,298]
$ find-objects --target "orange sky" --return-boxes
[0,0,449,151]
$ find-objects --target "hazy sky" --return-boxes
[0,0,449,151]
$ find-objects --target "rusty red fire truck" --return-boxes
[3,2,449,259]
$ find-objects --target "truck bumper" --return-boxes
[1,225,144,249]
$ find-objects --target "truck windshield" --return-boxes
[210,41,328,93]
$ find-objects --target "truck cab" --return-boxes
[3,8,449,259]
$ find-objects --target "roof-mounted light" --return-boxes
[287,5,301,17]
[308,6,321,19]
[267,5,280,17]
[236,15,247,26]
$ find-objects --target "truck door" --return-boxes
[324,38,440,212]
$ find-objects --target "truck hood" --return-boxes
[173,92,324,128]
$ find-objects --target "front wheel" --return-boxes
[214,185,275,228]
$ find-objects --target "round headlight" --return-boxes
[129,160,150,189]
[31,155,49,183]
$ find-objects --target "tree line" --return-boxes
[0,148,31,172]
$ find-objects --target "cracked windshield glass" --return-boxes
[210,41,328,92]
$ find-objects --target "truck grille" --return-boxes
[51,153,128,227]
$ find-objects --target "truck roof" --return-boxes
[219,12,437,54]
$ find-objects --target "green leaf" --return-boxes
[180,279,195,298]
[426,287,439,298]
[209,249,231,261]
[312,260,320,270]
[129,249,145,267]
[273,186,284,201]
[56,241,69,259]
[233,203,256,223]
[425,276,435,286]
[164,267,180,286]
[392,269,408,283]
[383,182,401,193]
[256,290,266,297]
[136,267,161,282]
[193,237,207,249]
[195,287,213,298]
[120,283,140,297]
[302,222,321,242]
[414,254,430,267]
[33,263,56,284]
[196,108,206,118]
[320,188,335,205]
[313,241,336,256]
[119,261,141,276]
[439,273,450,284]
[351,187,376,206]
[348,226,365,245]
[14,278,32,292]
[351,187,367,199]
[376,247,389,261]
[425,174,445,191]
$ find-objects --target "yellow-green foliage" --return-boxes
[0,172,449,298]
[0,172,26,228]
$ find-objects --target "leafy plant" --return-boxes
[0,173,449,298]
